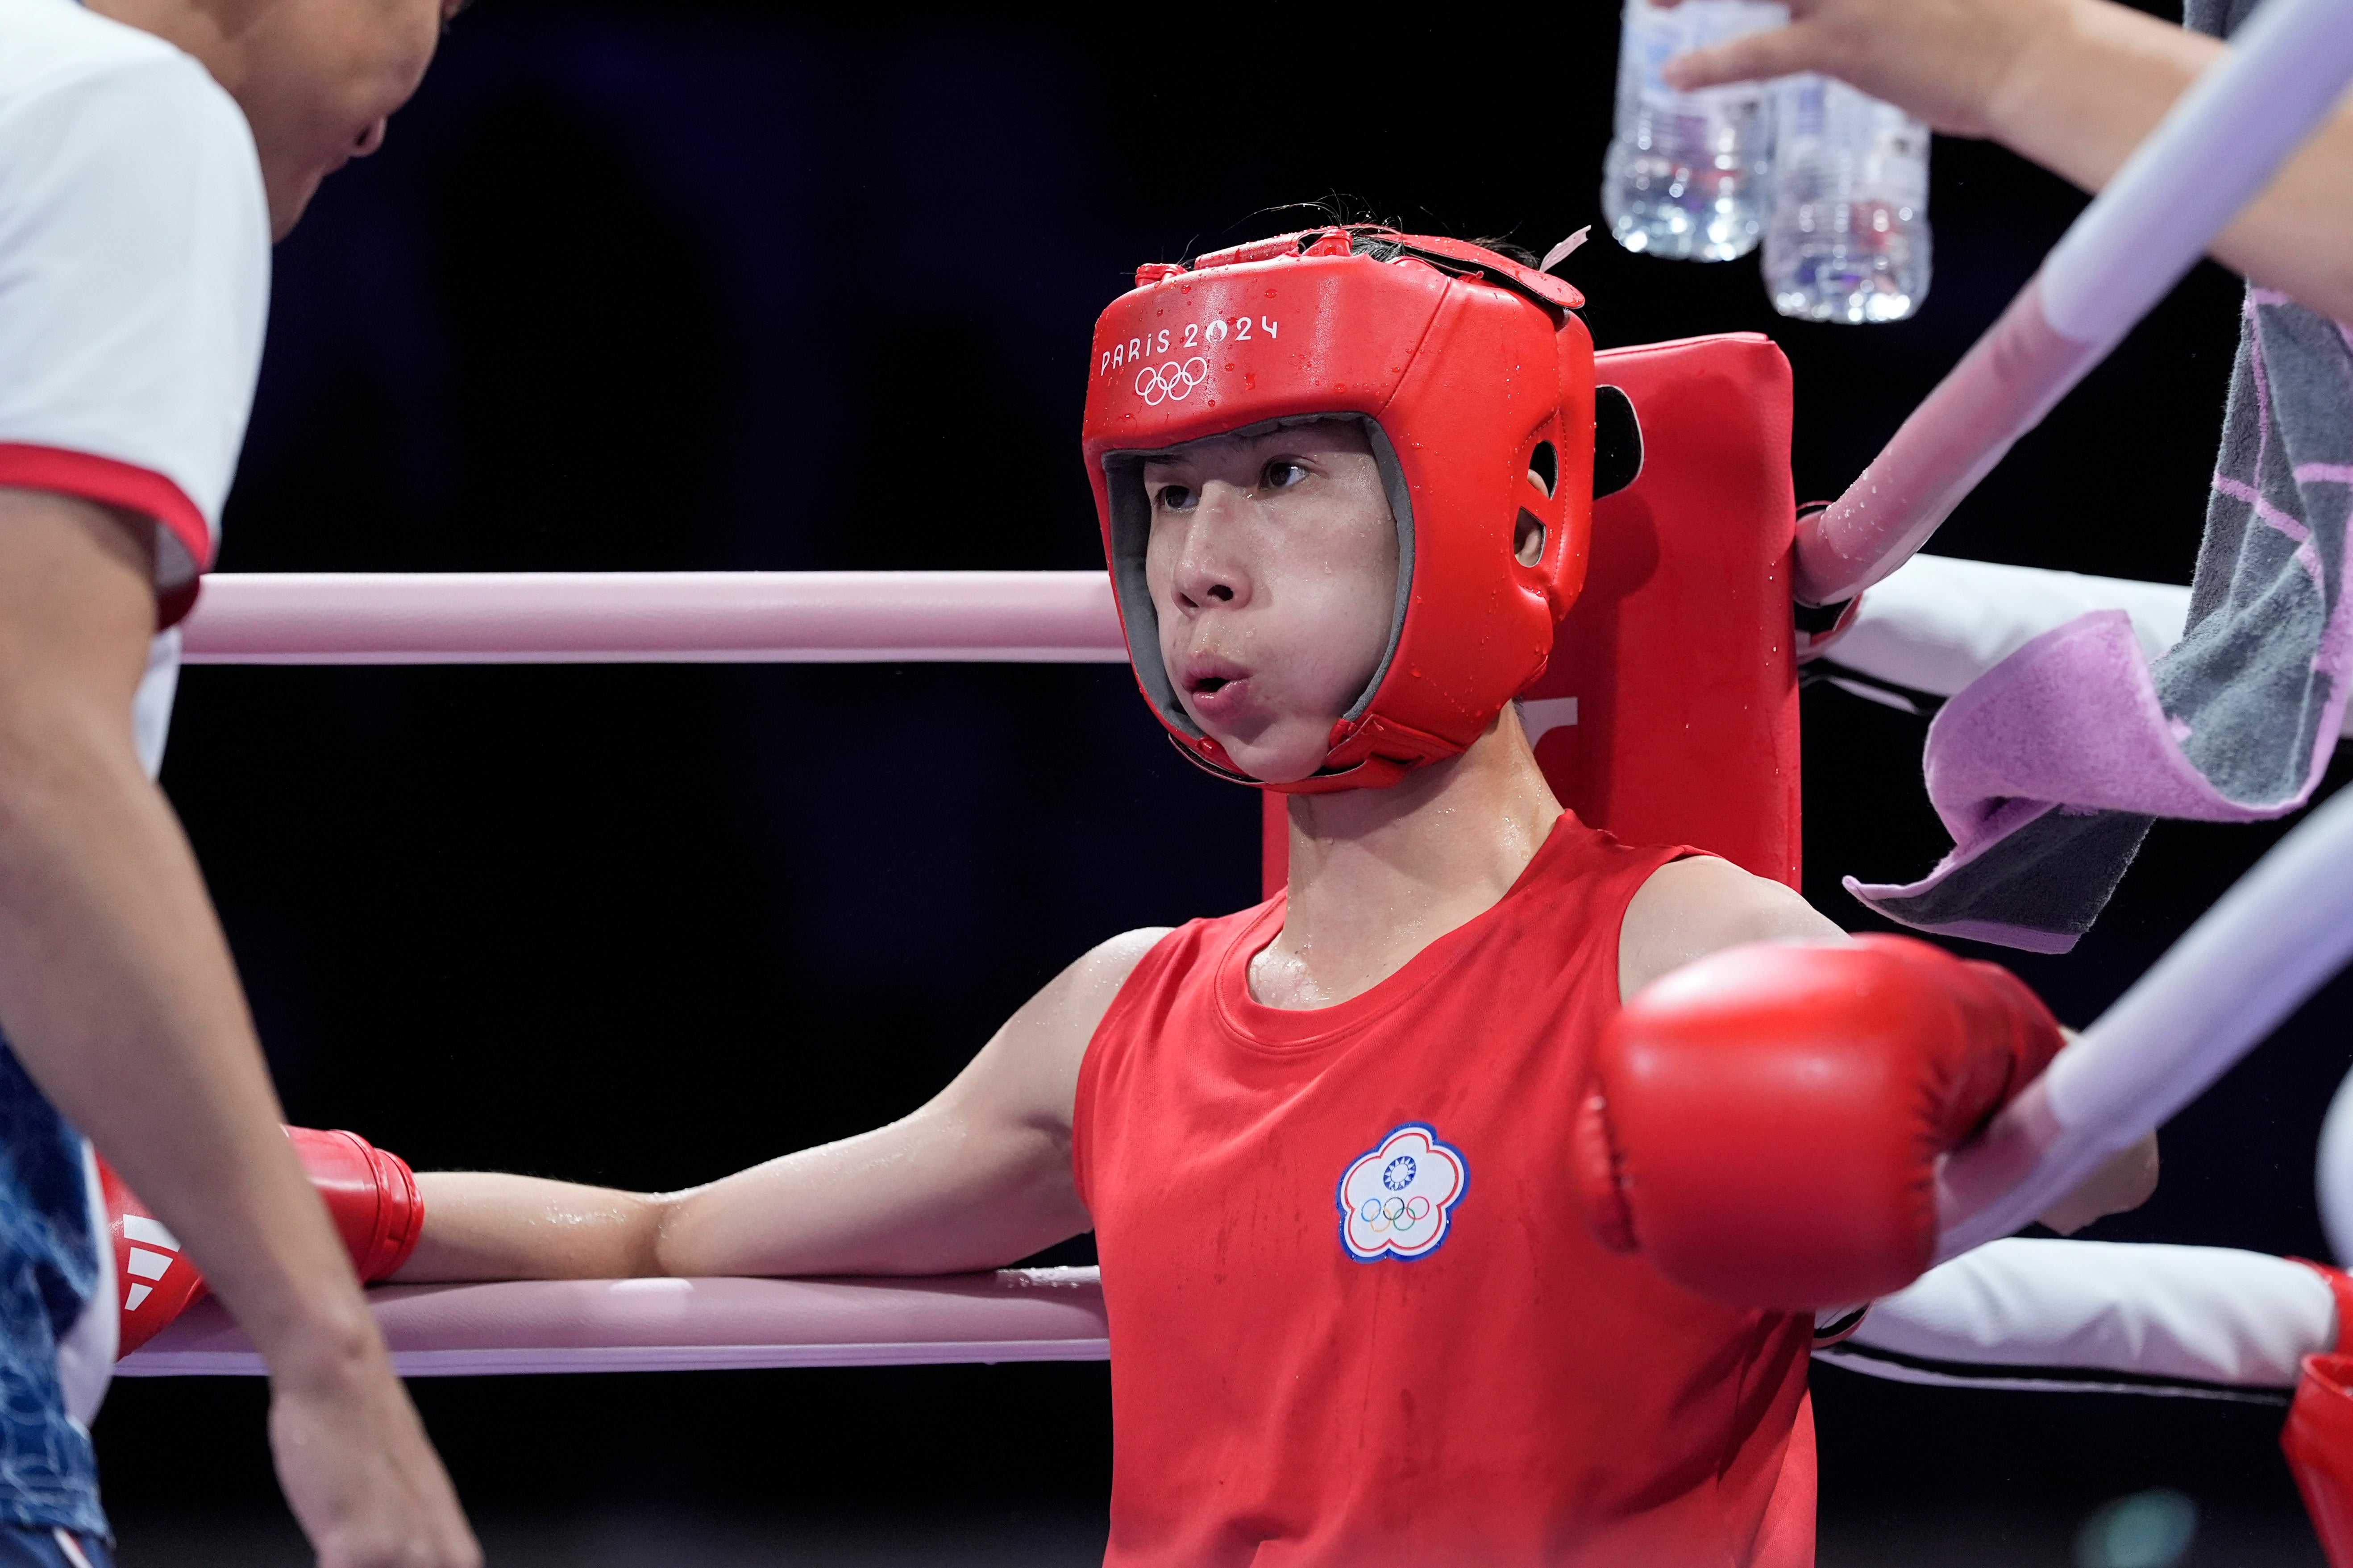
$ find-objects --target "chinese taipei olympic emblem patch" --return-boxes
[1337,1123,1468,1262]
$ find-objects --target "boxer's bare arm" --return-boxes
[1664,0,2353,322]
[1618,854,2157,1232]
[400,925,1172,1282]
[0,489,476,1566]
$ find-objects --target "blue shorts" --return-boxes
[0,1529,108,1568]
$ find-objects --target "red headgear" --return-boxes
[1082,226,1598,792]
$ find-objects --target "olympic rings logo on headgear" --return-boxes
[1135,357,1210,406]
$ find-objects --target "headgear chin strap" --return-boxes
[1082,226,1597,793]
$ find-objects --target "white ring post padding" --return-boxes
[1934,784,2353,1262]
[1793,0,2353,606]
[178,572,1130,665]
[2318,1063,2353,1265]
[116,1268,1110,1377]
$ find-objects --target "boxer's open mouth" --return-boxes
[1181,655,1249,697]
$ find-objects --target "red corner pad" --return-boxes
[2293,1258,2353,1355]
[0,444,213,621]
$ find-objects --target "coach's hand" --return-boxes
[1656,0,2046,138]
[268,1323,480,1568]
[1655,0,2353,326]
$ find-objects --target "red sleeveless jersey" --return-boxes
[1073,813,1814,1567]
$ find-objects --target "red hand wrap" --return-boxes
[100,1126,423,1359]
[1574,933,2065,1309]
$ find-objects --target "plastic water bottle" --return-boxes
[1602,0,1789,261]
[1764,75,1933,322]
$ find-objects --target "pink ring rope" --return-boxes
[180,572,1127,664]
[121,1269,1109,1377]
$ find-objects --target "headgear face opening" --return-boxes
[1083,226,1598,793]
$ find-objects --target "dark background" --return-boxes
[91,0,2349,1562]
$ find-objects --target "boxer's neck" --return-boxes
[1247,708,1563,1011]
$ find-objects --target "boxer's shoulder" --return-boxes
[944,927,1176,1134]
[1618,853,1844,1002]
[1051,926,1179,1032]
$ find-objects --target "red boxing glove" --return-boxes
[102,1126,424,1356]
[2284,1263,2353,1568]
[1574,933,2065,1310]
[99,1159,207,1357]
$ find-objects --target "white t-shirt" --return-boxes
[0,0,268,773]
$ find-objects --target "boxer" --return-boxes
[121,228,2149,1566]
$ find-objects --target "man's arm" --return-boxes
[398,925,1172,1282]
[0,489,475,1568]
[1664,0,2353,323]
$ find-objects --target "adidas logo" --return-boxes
[120,1214,181,1311]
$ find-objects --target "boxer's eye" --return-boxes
[1153,484,1196,512]
[1263,460,1309,490]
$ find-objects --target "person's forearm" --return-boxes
[1668,0,2353,321]
[0,700,383,1363]
[401,1107,1089,1283]
[1980,0,2222,194]
[0,492,379,1373]
[399,1174,662,1280]
[1987,0,2353,321]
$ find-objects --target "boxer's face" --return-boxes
[1142,420,1398,784]
[232,0,466,237]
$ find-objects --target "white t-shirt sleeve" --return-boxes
[0,30,268,621]
[1815,1237,2342,1399]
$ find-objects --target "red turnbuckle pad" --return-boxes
[2288,1353,2353,1567]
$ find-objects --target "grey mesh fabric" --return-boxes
[1847,0,2353,951]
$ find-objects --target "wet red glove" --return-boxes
[1574,933,2064,1309]
[103,1126,423,1356]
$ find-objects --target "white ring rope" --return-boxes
[179,572,1128,664]
[1937,783,2353,1261]
[1793,0,2353,606]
